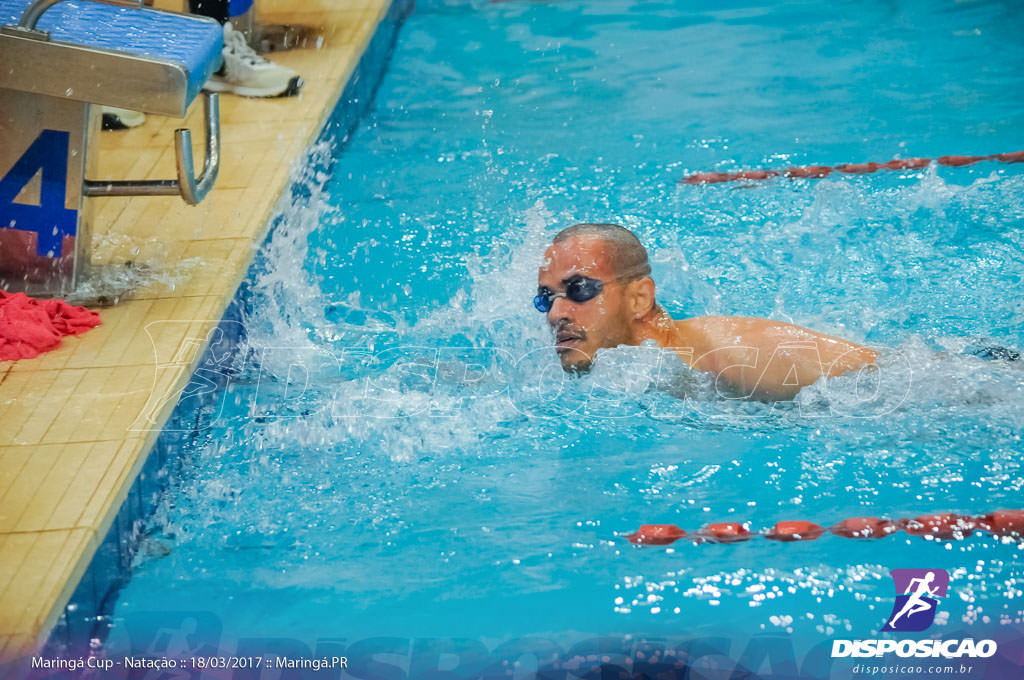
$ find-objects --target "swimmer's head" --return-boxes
[537,223,658,372]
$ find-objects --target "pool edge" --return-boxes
[0,0,412,672]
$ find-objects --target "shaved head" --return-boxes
[539,223,660,371]
[552,223,652,282]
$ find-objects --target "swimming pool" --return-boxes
[98,0,1024,676]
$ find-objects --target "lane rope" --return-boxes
[680,151,1024,185]
[625,509,1024,545]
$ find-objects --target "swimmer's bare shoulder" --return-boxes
[669,315,878,400]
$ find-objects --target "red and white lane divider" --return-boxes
[625,509,1024,546]
[679,150,1024,185]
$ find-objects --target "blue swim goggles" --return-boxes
[533,275,605,313]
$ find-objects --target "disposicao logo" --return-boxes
[831,568,998,659]
[882,568,948,632]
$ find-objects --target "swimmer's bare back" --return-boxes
[670,315,879,401]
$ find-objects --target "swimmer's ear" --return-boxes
[626,277,656,319]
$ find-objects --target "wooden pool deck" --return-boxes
[0,0,391,666]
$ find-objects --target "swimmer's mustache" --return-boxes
[553,321,586,342]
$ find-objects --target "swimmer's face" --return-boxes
[538,236,636,372]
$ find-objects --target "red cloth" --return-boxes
[0,290,101,361]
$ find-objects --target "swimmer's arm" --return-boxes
[690,317,878,401]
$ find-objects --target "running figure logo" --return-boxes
[881,569,949,632]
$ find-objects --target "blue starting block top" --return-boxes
[0,0,222,107]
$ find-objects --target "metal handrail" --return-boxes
[83,91,221,205]
[17,0,144,32]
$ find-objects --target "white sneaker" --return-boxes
[205,22,303,98]
[101,106,146,129]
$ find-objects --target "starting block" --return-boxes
[0,0,224,297]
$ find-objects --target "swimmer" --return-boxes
[536,223,879,400]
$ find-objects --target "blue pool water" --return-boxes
[103,0,1024,674]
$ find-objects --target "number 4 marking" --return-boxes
[0,129,78,257]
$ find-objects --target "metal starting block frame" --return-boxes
[0,0,223,297]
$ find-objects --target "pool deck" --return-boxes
[0,0,391,666]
